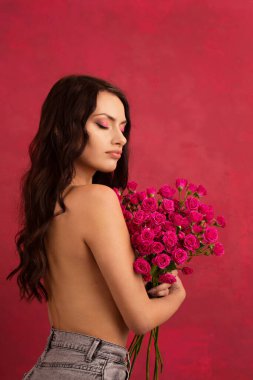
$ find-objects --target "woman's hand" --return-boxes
[144,270,179,298]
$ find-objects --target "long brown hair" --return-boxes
[6,74,132,303]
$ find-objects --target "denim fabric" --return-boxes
[22,327,131,379]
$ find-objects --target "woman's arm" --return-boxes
[141,282,186,334]
[76,184,186,335]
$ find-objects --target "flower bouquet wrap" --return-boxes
[113,178,226,380]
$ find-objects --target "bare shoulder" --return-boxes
[73,183,117,197]
[70,184,123,238]
[73,184,120,212]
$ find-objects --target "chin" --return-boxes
[96,163,117,173]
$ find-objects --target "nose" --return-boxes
[112,128,127,147]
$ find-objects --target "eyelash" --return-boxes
[96,123,108,130]
[96,123,126,135]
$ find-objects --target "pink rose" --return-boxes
[158,184,176,198]
[176,178,188,190]
[151,241,164,254]
[187,183,198,193]
[137,191,146,202]
[127,181,138,191]
[172,213,184,227]
[171,248,188,264]
[162,230,178,248]
[196,184,207,196]
[152,253,171,269]
[141,197,158,212]
[158,273,177,284]
[133,257,151,275]
[182,266,194,275]
[151,211,166,225]
[213,242,224,256]
[185,196,200,211]
[140,227,155,243]
[216,215,226,228]
[163,221,176,232]
[184,234,200,250]
[129,193,139,205]
[138,241,152,256]
[133,210,146,225]
[192,224,203,234]
[189,211,203,223]
[199,204,214,221]
[162,199,175,212]
[203,227,218,244]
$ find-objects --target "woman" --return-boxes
[7,74,186,379]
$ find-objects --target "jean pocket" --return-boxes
[103,360,129,380]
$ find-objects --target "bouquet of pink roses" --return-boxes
[113,178,226,380]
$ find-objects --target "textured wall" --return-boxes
[1,1,252,379]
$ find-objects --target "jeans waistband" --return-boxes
[44,327,131,371]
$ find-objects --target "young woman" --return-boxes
[7,74,186,379]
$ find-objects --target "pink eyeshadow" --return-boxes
[100,121,110,127]
[98,119,125,132]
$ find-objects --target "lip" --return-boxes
[106,151,122,159]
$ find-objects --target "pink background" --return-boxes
[1,1,252,379]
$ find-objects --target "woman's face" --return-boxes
[78,91,128,174]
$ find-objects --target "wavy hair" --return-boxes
[6,74,132,303]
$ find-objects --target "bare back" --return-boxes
[43,185,129,347]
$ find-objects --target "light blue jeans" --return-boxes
[22,327,131,379]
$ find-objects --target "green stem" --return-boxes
[151,329,160,361]
[129,334,144,377]
[153,327,163,372]
[129,348,139,378]
[129,334,143,356]
[152,326,163,379]
[128,334,140,355]
[153,327,158,380]
[146,330,153,380]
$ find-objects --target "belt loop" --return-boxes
[86,338,101,362]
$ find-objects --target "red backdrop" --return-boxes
[1,1,252,379]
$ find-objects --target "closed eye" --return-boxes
[96,123,108,129]
[96,122,126,135]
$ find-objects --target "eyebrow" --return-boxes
[93,113,127,125]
